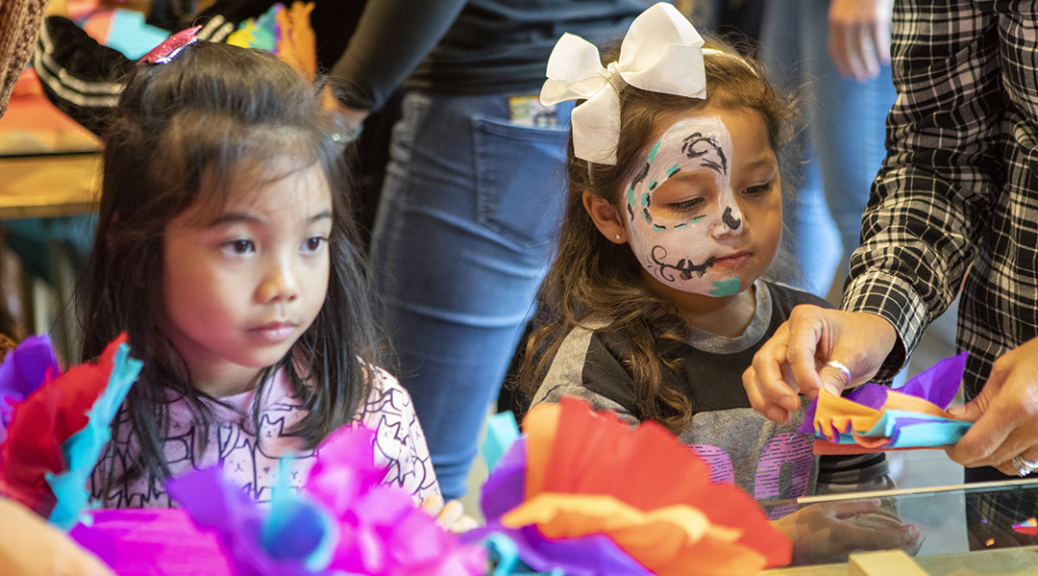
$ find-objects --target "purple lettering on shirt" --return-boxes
[755,432,813,519]
[689,444,735,485]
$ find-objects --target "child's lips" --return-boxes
[711,251,751,268]
[249,321,297,343]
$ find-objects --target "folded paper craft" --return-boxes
[463,396,792,575]
[800,352,972,455]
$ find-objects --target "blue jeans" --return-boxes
[370,92,573,499]
[761,0,897,298]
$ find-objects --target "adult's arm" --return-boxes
[841,0,1000,376]
[744,0,1001,421]
[327,0,468,112]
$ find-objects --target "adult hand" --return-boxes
[771,500,924,566]
[946,336,1038,477]
[828,0,893,83]
[328,100,370,143]
[421,494,480,534]
[0,498,115,576]
[743,305,898,423]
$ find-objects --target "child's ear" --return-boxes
[582,190,628,244]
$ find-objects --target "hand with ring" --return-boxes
[946,336,1038,475]
[827,0,893,82]
[743,305,899,424]
[1010,455,1038,477]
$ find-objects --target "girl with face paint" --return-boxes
[523,5,921,564]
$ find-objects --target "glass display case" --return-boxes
[762,477,1038,575]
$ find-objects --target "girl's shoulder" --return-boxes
[352,365,441,501]
[353,365,417,424]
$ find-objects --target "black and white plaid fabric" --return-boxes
[843,0,1038,402]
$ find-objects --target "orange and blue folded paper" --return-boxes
[800,352,972,455]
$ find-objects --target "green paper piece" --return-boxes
[482,412,520,472]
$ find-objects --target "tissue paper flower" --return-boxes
[0,334,141,523]
[226,2,318,80]
[464,396,791,576]
[0,334,59,444]
[161,424,486,576]
[801,352,972,455]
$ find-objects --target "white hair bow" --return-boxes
[540,2,707,165]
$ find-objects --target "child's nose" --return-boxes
[258,260,300,303]
[711,202,744,238]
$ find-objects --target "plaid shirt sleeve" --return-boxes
[843,0,1038,388]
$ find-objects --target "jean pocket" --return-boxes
[472,115,570,249]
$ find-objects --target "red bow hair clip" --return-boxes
[141,25,203,64]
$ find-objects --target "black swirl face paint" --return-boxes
[622,116,745,297]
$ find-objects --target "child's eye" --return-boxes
[302,236,327,253]
[669,197,704,212]
[222,239,254,255]
[744,182,772,197]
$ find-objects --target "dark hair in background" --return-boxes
[82,41,380,495]
[521,39,799,433]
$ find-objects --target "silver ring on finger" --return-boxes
[823,360,852,388]
[1011,454,1038,477]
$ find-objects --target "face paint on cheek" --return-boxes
[624,116,743,297]
[709,277,741,297]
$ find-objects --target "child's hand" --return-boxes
[0,498,115,576]
[420,494,480,534]
[771,499,924,566]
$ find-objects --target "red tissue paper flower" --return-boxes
[0,334,129,516]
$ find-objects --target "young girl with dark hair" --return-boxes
[523,7,920,557]
[80,36,440,508]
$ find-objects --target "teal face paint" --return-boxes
[708,277,741,297]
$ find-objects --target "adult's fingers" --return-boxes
[982,426,1038,473]
[857,23,881,80]
[869,16,891,64]
[743,366,791,424]
[746,322,802,421]
[828,17,855,79]
[993,448,1038,477]
[947,361,1019,467]
[785,306,830,399]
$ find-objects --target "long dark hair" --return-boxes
[83,41,379,492]
[521,39,798,433]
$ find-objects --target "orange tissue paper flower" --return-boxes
[503,396,791,574]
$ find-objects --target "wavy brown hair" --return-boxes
[521,39,798,433]
[83,42,380,495]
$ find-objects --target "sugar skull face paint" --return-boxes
[623,116,746,297]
